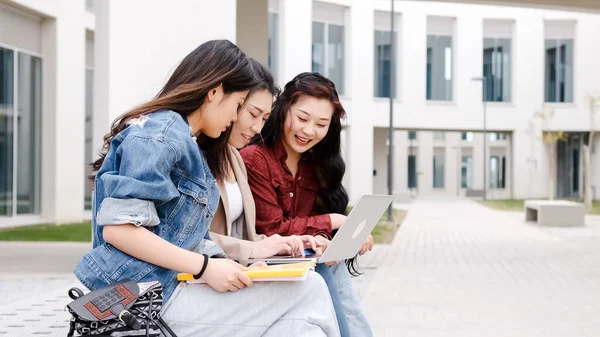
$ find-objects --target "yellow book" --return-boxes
[177,262,316,283]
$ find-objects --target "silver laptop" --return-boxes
[248,194,394,265]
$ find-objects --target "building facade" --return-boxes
[1,0,599,226]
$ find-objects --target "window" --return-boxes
[489,132,508,141]
[374,30,396,98]
[268,11,279,82]
[426,35,452,100]
[408,155,417,188]
[544,21,574,103]
[461,132,473,141]
[85,0,94,12]
[483,38,511,102]
[84,32,94,210]
[461,156,473,188]
[312,22,325,75]
[573,147,579,193]
[483,20,513,103]
[489,156,506,188]
[408,131,417,140]
[84,69,93,210]
[545,39,573,103]
[433,149,445,188]
[312,21,345,94]
[0,47,42,216]
[426,17,453,101]
[433,131,445,141]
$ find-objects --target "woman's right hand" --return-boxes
[329,213,347,230]
[250,234,321,258]
[201,258,253,292]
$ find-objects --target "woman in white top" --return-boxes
[206,59,353,337]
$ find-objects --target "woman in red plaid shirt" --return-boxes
[241,72,374,337]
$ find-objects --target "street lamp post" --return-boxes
[471,76,487,201]
[386,0,395,221]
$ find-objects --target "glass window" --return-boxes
[328,24,344,94]
[85,0,94,12]
[84,68,94,210]
[489,132,508,141]
[374,30,396,98]
[0,48,14,216]
[483,38,512,102]
[408,131,417,140]
[461,132,473,141]
[0,48,42,217]
[408,155,417,188]
[433,150,445,188]
[489,156,506,189]
[312,22,325,76]
[426,35,452,101]
[433,131,445,141]
[312,21,345,95]
[268,12,279,82]
[545,39,574,103]
[16,53,42,215]
[461,156,473,188]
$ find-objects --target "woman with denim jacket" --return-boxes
[207,59,352,337]
[73,40,340,337]
[241,72,375,337]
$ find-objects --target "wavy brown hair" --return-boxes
[90,40,260,179]
[251,73,361,275]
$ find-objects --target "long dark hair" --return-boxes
[202,58,280,181]
[251,73,361,275]
[91,40,260,178]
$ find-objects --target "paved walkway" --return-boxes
[362,198,600,337]
[5,198,600,336]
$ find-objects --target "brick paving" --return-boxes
[5,198,600,336]
[361,198,600,337]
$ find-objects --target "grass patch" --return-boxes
[0,206,410,244]
[479,199,526,212]
[347,206,407,244]
[0,222,92,242]
[372,209,407,244]
[480,199,600,215]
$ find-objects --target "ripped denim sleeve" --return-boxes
[96,197,160,227]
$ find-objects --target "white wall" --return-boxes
[237,0,269,65]
[276,0,312,88]
[6,0,600,227]
[95,0,238,127]
[8,0,87,224]
[304,0,600,200]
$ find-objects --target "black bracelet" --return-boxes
[193,254,209,280]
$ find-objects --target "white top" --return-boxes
[225,180,244,235]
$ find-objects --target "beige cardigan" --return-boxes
[209,146,267,266]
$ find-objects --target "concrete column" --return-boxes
[40,0,86,223]
[278,0,312,85]
[236,0,268,66]
[346,0,375,203]
[512,13,546,199]
[95,0,237,127]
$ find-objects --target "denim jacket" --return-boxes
[73,110,224,302]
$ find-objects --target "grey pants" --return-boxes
[161,270,341,337]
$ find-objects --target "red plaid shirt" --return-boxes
[240,141,332,238]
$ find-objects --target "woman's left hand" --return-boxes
[359,234,374,255]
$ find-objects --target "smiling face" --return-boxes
[228,89,273,149]
[282,96,333,157]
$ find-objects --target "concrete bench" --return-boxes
[524,200,585,227]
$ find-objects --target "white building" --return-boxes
[1,0,599,226]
